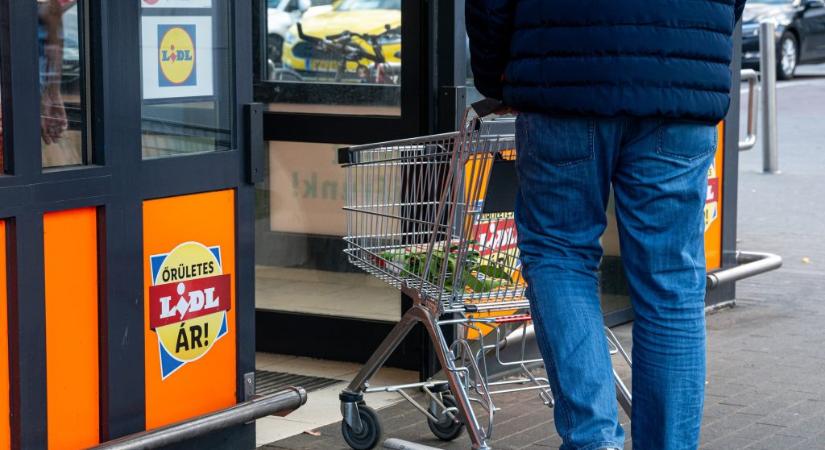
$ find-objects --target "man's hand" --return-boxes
[40,87,67,145]
[493,105,516,116]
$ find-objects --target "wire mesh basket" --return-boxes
[341,111,525,314]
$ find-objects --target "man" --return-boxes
[38,0,79,166]
[466,1,746,449]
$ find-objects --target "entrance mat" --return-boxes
[255,370,342,396]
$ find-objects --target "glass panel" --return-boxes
[38,0,87,168]
[465,28,482,107]
[259,0,402,115]
[255,141,400,321]
[140,0,234,158]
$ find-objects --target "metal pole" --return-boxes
[89,387,307,450]
[759,21,779,173]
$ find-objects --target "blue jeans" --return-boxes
[515,113,716,450]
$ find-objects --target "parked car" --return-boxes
[742,0,825,80]
[267,0,312,65]
[281,0,401,80]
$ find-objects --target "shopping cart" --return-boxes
[337,100,632,450]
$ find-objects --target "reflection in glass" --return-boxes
[261,0,402,115]
[255,141,399,320]
[38,0,85,168]
[140,3,234,158]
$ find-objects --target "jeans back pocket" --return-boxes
[656,121,718,161]
[521,114,595,167]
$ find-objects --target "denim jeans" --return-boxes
[514,113,716,450]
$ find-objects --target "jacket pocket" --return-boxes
[523,114,595,167]
[656,121,718,161]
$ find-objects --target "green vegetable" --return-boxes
[377,242,514,293]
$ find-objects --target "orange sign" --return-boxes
[44,208,100,450]
[704,123,725,271]
[143,190,236,429]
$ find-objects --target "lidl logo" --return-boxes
[158,25,196,87]
[149,241,230,379]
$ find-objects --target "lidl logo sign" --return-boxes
[149,242,230,379]
[158,25,196,87]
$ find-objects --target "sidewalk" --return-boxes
[261,65,825,449]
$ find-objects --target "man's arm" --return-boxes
[734,0,747,23]
[466,0,516,101]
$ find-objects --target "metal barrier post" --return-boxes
[759,21,779,173]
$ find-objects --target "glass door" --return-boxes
[252,0,430,369]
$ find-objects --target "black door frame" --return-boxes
[0,0,256,447]
[252,0,440,373]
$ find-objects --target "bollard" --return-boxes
[759,21,779,173]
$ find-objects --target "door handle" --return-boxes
[245,103,265,184]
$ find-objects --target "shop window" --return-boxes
[140,0,234,159]
[257,0,402,116]
[38,0,89,168]
[255,141,399,320]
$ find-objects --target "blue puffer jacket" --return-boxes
[467,0,747,122]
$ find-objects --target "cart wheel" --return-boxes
[341,405,382,450]
[427,395,465,441]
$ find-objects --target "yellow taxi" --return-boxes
[281,0,401,79]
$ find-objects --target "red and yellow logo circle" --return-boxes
[149,242,231,379]
[159,26,196,86]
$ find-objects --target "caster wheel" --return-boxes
[427,395,465,441]
[342,404,382,450]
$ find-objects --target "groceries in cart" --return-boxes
[375,240,519,294]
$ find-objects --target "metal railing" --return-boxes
[739,69,759,151]
[706,251,783,290]
[89,387,307,450]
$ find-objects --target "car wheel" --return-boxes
[777,32,798,81]
[268,34,284,65]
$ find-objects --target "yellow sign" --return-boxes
[158,25,196,86]
[150,242,231,379]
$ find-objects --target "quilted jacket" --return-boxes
[466,0,748,122]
